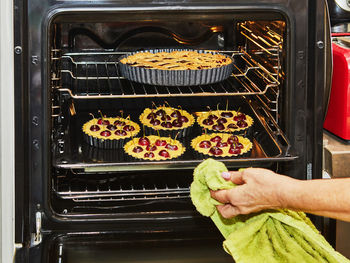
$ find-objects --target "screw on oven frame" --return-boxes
[14,46,22,55]
[317,41,324,49]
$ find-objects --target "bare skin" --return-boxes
[210,168,350,222]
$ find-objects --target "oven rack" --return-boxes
[52,96,297,172]
[53,50,280,100]
[53,172,191,202]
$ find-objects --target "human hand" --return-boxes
[210,168,296,218]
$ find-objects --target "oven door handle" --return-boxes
[323,0,333,121]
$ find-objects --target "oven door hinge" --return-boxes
[30,211,42,246]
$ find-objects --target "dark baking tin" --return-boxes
[83,133,131,149]
[118,49,234,86]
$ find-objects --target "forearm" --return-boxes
[279,178,350,222]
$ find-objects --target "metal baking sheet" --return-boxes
[52,96,297,172]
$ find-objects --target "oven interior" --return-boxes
[48,11,296,219]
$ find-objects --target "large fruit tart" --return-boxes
[119,50,232,70]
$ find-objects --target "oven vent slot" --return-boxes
[52,171,191,203]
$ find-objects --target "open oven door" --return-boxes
[14,230,233,263]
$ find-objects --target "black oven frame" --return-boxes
[14,0,331,260]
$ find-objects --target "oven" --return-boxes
[13,0,332,262]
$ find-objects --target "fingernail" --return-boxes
[222,171,231,179]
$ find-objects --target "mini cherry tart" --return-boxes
[197,110,253,133]
[83,116,140,142]
[191,133,253,157]
[139,106,195,131]
[124,135,185,161]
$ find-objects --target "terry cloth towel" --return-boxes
[190,158,350,263]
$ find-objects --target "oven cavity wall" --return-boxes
[46,10,297,223]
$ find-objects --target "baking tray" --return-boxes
[118,49,234,86]
[52,96,297,172]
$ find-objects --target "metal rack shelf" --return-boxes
[53,49,280,99]
[53,171,191,202]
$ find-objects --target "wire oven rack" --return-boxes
[53,171,191,203]
[51,21,283,121]
[53,49,279,98]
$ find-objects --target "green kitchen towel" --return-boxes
[190,158,350,263]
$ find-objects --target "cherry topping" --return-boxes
[210,136,222,142]
[199,140,211,149]
[161,115,172,121]
[150,119,161,126]
[208,114,219,120]
[159,150,170,158]
[171,110,181,118]
[114,120,126,126]
[235,142,244,149]
[165,143,178,151]
[155,139,167,147]
[123,125,135,131]
[229,147,241,155]
[216,141,228,148]
[221,112,233,118]
[203,119,214,126]
[227,135,239,144]
[146,145,157,152]
[100,130,111,137]
[144,152,155,158]
[172,119,183,128]
[97,119,110,125]
[106,124,117,131]
[217,118,228,124]
[227,123,238,130]
[138,137,150,146]
[237,120,248,128]
[178,116,189,123]
[156,109,166,117]
[90,125,100,132]
[209,146,223,156]
[212,124,225,131]
[133,146,143,153]
[161,122,173,128]
[115,130,127,136]
[234,113,246,121]
[147,112,157,119]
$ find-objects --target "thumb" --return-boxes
[221,171,245,185]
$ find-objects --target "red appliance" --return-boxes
[324,33,350,141]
